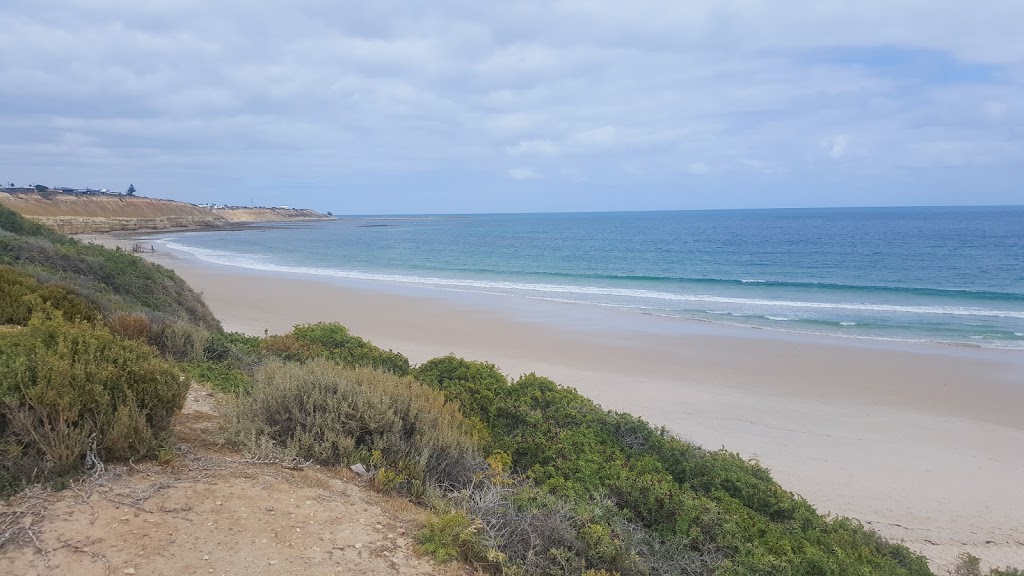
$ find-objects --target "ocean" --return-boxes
[156,206,1024,350]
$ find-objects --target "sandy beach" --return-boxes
[89,235,1024,570]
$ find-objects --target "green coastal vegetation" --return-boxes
[0,203,1019,576]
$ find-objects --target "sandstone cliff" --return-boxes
[0,192,329,234]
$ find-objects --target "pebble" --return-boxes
[354,543,363,549]
[124,569,136,575]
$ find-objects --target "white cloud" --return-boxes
[822,135,848,159]
[506,139,560,157]
[507,167,540,180]
[687,162,711,175]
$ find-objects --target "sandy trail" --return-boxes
[0,386,448,576]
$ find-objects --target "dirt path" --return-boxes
[0,387,450,576]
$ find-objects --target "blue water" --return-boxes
[158,206,1024,349]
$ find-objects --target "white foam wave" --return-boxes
[162,241,1024,320]
[840,321,857,326]
[765,316,791,321]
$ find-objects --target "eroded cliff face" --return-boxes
[0,193,329,233]
[216,207,327,222]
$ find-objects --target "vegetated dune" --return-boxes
[0,192,328,234]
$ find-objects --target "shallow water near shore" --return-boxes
[152,206,1024,349]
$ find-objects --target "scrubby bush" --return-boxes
[0,205,220,331]
[415,355,934,576]
[150,321,211,362]
[0,266,99,325]
[949,554,1024,576]
[205,331,261,364]
[417,510,491,565]
[108,313,212,362]
[0,313,187,494]
[183,361,252,394]
[107,313,154,342]
[414,355,508,423]
[260,333,321,362]
[233,360,481,489]
[289,322,411,375]
[0,205,66,243]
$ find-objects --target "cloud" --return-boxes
[0,1,1022,211]
[687,162,711,175]
[507,167,540,180]
[822,135,848,159]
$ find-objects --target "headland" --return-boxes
[0,189,330,234]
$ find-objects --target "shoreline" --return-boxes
[84,233,1024,570]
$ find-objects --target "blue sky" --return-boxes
[1,1,1022,214]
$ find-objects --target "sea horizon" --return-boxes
[328,203,1024,218]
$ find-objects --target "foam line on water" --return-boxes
[162,241,1024,320]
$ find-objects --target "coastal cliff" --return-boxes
[0,192,330,233]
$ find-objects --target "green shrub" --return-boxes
[0,206,67,243]
[260,333,322,362]
[0,205,219,330]
[414,355,508,423]
[0,313,187,487]
[150,321,210,362]
[289,322,411,375]
[415,355,934,576]
[184,361,252,394]
[204,331,261,365]
[109,314,214,363]
[417,510,491,565]
[0,266,99,325]
[233,360,481,488]
[948,554,1024,576]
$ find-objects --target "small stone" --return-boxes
[269,560,279,565]
[215,501,223,505]
[264,505,275,511]
[354,543,363,549]
[374,524,382,530]
[120,516,130,521]
[124,569,136,575]
[203,555,209,561]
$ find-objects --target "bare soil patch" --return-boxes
[0,385,450,576]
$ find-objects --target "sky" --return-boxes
[2,1,1023,214]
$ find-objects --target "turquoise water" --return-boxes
[158,206,1024,349]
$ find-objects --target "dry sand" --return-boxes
[89,236,1024,570]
